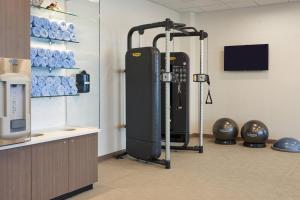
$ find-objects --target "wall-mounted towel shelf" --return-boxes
[31,5,78,17]
[31,94,80,99]
[31,36,80,44]
[32,66,80,73]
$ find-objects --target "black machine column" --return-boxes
[121,19,187,169]
[153,29,209,152]
[161,53,190,147]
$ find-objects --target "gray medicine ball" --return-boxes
[241,120,269,148]
[213,118,239,145]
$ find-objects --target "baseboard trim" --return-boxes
[98,135,277,160]
[191,133,277,144]
[98,149,126,162]
[52,184,93,200]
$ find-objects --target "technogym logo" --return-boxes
[132,52,141,57]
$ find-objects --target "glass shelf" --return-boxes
[31,5,77,17]
[31,36,79,44]
[32,94,80,99]
[32,66,80,73]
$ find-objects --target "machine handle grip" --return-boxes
[206,90,213,105]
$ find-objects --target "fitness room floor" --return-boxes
[73,137,300,200]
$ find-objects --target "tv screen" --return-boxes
[224,44,269,71]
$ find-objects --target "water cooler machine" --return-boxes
[0,58,31,146]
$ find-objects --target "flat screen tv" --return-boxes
[224,44,269,71]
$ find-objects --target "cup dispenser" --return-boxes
[0,58,31,146]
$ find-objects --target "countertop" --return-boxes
[0,127,100,151]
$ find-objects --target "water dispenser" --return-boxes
[0,58,31,146]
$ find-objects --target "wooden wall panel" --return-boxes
[0,0,30,59]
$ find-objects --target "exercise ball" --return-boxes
[213,118,239,145]
[272,138,300,153]
[241,120,269,148]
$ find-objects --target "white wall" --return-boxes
[196,2,300,140]
[179,12,200,134]
[100,0,180,156]
[31,0,100,134]
[31,0,68,131]
[66,0,100,129]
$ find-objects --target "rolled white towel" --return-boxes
[53,50,61,58]
[48,30,57,40]
[32,85,42,97]
[55,58,63,68]
[41,17,50,30]
[69,58,76,68]
[67,51,74,59]
[56,85,65,96]
[48,57,56,68]
[32,27,41,37]
[70,33,77,42]
[50,21,59,31]
[32,75,38,86]
[41,57,49,68]
[61,76,69,86]
[68,77,76,87]
[46,76,55,86]
[70,86,78,95]
[31,48,38,59]
[56,30,63,40]
[41,86,50,97]
[67,23,75,33]
[40,28,49,38]
[63,59,71,68]
[49,85,57,96]
[37,48,46,57]
[33,56,42,67]
[62,31,71,41]
[33,16,42,27]
[61,51,68,59]
[45,49,53,58]
[64,85,71,95]
[53,76,62,87]
[37,76,46,87]
[59,21,68,31]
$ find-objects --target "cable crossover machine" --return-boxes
[117,18,211,169]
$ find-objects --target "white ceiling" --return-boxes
[148,0,299,13]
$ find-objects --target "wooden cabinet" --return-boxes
[0,146,31,200]
[31,133,98,199]
[31,140,69,200]
[69,134,98,192]
[0,133,98,200]
[0,0,30,59]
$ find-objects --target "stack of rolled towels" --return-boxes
[32,75,78,97]
[31,47,76,69]
[31,15,77,42]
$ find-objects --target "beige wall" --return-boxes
[195,2,300,139]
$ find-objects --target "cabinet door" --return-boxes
[32,140,69,200]
[69,133,98,192]
[0,0,30,59]
[0,146,31,200]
